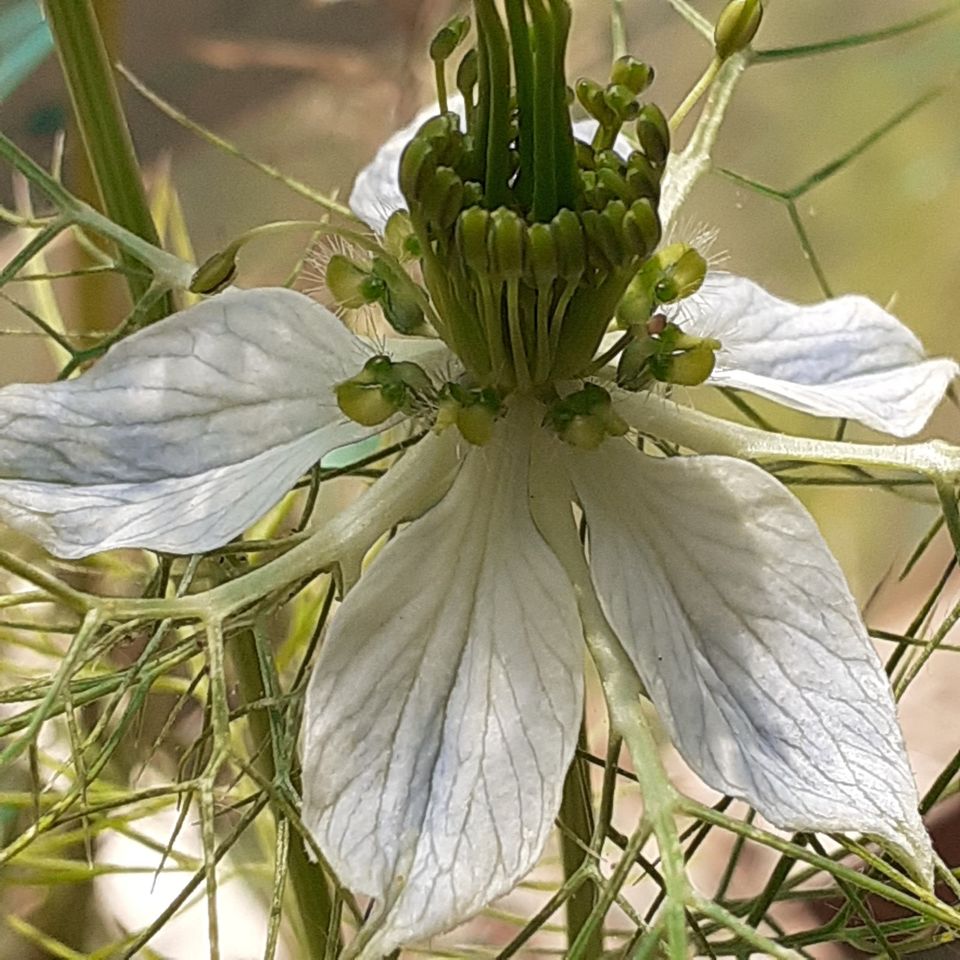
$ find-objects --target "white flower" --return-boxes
[1,19,956,960]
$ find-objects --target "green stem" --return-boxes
[43,0,172,319]
[0,131,194,289]
[232,628,337,960]
[560,723,602,957]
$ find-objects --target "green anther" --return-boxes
[601,199,628,244]
[581,209,622,270]
[595,149,623,171]
[714,0,763,60]
[326,254,381,309]
[489,207,525,279]
[336,355,433,426]
[603,83,640,121]
[189,248,238,294]
[615,277,655,328]
[430,14,471,62]
[611,56,654,96]
[462,181,484,207]
[626,153,663,200]
[551,208,586,280]
[636,104,670,167]
[596,167,632,202]
[574,141,596,169]
[379,284,427,336]
[649,242,707,303]
[383,211,421,261]
[575,78,616,128]
[650,341,720,386]
[456,206,491,273]
[434,382,503,445]
[527,222,558,288]
[398,137,437,205]
[617,334,658,389]
[392,360,433,394]
[457,48,480,110]
[336,380,398,426]
[545,382,628,449]
[622,198,661,258]
[421,166,465,230]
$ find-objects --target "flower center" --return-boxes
[400,0,679,392]
[335,0,723,448]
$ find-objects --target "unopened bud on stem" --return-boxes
[714,0,763,60]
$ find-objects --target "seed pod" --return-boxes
[189,249,238,294]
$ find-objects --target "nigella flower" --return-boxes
[0,2,956,957]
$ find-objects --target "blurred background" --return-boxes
[2,0,960,956]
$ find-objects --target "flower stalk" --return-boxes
[43,0,172,320]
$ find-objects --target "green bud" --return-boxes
[488,207,525,279]
[611,56,654,95]
[326,254,381,310]
[714,0,763,59]
[430,14,470,62]
[189,249,238,294]
[636,104,670,167]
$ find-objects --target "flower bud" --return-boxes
[611,56,654,96]
[326,255,382,310]
[335,381,397,426]
[714,0,763,60]
[189,249,238,294]
[575,78,617,128]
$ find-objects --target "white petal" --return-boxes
[676,272,957,436]
[302,404,583,955]
[349,97,466,234]
[0,288,372,557]
[567,441,932,878]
